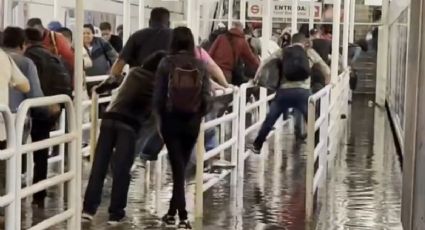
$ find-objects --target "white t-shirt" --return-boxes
[0,48,28,140]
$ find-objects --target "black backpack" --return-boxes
[166,57,209,114]
[282,46,311,81]
[25,45,72,97]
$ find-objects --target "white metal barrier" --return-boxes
[82,75,110,158]
[305,69,350,221]
[0,105,17,230]
[15,95,80,230]
[237,82,291,188]
[195,87,239,218]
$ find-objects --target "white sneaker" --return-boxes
[82,212,94,222]
[107,216,126,226]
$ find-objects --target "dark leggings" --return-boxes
[160,113,201,220]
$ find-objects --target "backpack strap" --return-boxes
[50,31,59,56]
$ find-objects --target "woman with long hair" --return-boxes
[154,26,211,229]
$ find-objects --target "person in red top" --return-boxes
[209,21,260,83]
[27,18,75,72]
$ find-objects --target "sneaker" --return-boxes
[81,212,94,222]
[246,144,261,155]
[107,216,126,226]
[162,214,176,227]
[177,220,192,229]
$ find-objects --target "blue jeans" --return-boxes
[254,88,311,149]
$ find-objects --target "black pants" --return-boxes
[160,113,201,220]
[31,118,56,201]
[83,119,137,219]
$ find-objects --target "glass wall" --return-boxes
[387,8,409,135]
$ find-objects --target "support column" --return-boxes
[71,0,84,228]
[349,0,355,43]
[187,0,200,45]
[330,0,342,82]
[261,0,273,58]
[308,1,314,30]
[375,0,389,106]
[342,0,350,68]
[3,0,12,28]
[53,0,61,21]
[139,0,145,29]
[402,0,424,228]
[291,0,298,34]
[240,0,247,26]
[123,0,131,44]
[228,0,234,27]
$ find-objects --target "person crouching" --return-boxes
[82,51,166,225]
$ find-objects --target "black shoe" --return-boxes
[162,214,176,227]
[247,144,261,154]
[31,198,45,208]
[177,220,192,229]
[295,133,307,142]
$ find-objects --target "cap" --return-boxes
[48,21,63,32]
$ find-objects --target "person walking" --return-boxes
[154,27,211,229]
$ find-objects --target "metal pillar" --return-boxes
[291,0,298,34]
[402,0,425,229]
[375,0,389,106]
[261,0,273,58]
[308,1,314,30]
[72,0,84,229]
[53,0,61,21]
[3,0,12,28]
[228,0,234,27]
[330,0,342,82]
[139,0,145,29]
[187,0,200,45]
[342,0,351,68]
[123,0,131,44]
[349,0,355,43]
[240,0,247,26]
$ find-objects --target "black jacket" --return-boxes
[101,67,155,131]
[154,52,211,116]
[109,34,123,53]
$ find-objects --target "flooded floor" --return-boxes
[9,94,402,230]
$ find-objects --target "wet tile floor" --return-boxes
[9,94,402,230]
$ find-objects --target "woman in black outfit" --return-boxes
[154,27,211,229]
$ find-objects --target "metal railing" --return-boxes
[237,82,291,191]
[14,95,80,230]
[82,75,110,158]
[0,105,17,230]
[305,69,350,222]
[195,87,240,218]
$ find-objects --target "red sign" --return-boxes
[251,5,260,15]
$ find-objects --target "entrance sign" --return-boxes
[248,0,322,19]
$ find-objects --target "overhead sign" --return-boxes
[247,0,322,19]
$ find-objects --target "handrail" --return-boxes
[305,68,350,222]
[194,86,240,218]
[85,75,109,83]
[0,105,17,230]
[14,95,80,230]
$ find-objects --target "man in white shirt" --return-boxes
[0,48,30,147]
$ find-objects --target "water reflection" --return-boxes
[318,94,402,230]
